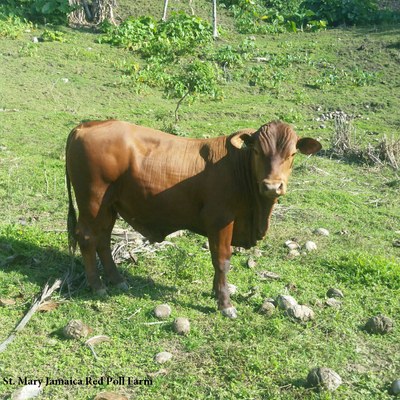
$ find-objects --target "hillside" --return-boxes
[0,1,399,399]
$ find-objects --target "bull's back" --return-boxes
[66,120,229,239]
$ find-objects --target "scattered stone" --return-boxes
[154,304,171,320]
[227,283,237,295]
[286,304,315,322]
[327,288,344,298]
[259,300,275,316]
[314,228,330,236]
[94,392,128,400]
[253,249,263,258]
[11,384,42,400]
[257,270,280,280]
[390,379,400,395]
[172,317,190,335]
[202,241,210,250]
[307,367,342,391]
[31,37,39,43]
[154,351,173,364]
[0,298,16,306]
[247,257,257,268]
[365,314,393,335]
[287,249,301,258]
[61,78,69,83]
[393,239,400,248]
[276,294,298,310]
[63,319,90,339]
[285,240,300,250]
[305,241,317,252]
[325,298,342,308]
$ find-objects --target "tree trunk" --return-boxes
[92,0,117,24]
[68,0,88,25]
[212,0,218,38]
[162,0,169,21]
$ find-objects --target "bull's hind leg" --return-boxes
[76,217,106,296]
[96,210,129,291]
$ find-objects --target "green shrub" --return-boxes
[1,0,72,24]
[101,13,213,60]
[0,13,32,38]
[165,61,220,100]
[302,0,379,25]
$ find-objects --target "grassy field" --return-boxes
[0,2,399,399]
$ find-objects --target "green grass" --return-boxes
[0,3,400,399]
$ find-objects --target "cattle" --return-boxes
[66,120,321,318]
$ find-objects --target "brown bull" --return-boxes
[66,120,321,318]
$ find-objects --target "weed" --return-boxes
[0,14,32,38]
[41,28,65,42]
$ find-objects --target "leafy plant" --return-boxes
[41,28,65,42]
[101,13,213,60]
[302,0,379,25]
[0,13,32,38]
[165,61,221,121]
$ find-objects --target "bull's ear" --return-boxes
[230,131,255,149]
[296,137,322,155]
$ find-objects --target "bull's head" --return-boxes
[231,121,321,198]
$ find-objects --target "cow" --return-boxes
[66,120,321,318]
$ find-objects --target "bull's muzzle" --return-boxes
[260,180,286,197]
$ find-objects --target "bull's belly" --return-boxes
[115,197,206,243]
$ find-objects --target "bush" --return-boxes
[1,0,72,24]
[101,12,213,60]
[302,0,379,25]
[0,13,32,38]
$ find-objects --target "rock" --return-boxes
[257,270,280,280]
[326,288,344,298]
[365,315,393,335]
[286,304,315,322]
[285,240,300,250]
[390,379,400,395]
[63,319,90,339]
[260,300,275,316]
[307,367,342,391]
[154,304,171,319]
[0,298,16,306]
[154,351,173,364]
[227,283,237,295]
[314,228,330,236]
[276,294,298,310]
[172,317,190,335]
[305,241,317,251]
[31,37,39,43]
[247,257,257,268]
[253,249,263,258]
[61,78,69,83]
[325,298,341,308]
[11,385,42,400]
[287,249,300,258]
[94,392,128,400]
[393,239,400,248]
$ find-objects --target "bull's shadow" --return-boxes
[0,232,177,302]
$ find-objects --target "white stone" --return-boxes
[276,295,298,310]
[286,304,315,322]
[154,351,173,364]
[11,385,42,400]
[314,228,330,236]
[285,240,300,250]
[305,241,317,251]
[154,304,171,319]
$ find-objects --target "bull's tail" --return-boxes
[66,130,77,255]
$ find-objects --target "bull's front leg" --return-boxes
[208,222,237,319]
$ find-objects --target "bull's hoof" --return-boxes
[221,307,237,319]
[95,288,108,298]
[116,281,129,291]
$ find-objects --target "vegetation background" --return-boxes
[0,0,399,399]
